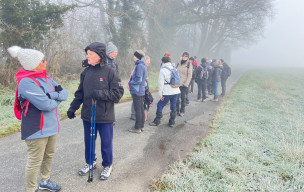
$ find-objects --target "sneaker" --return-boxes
[197,99,201,102]
[179,113,184,117]
[128,127,142,133]
[78,159,97,176]
[39,180,61,192]
[201,98,205,102]
[100,165,113,180]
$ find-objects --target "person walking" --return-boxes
[149,55,180,127]
[176,52,193,116]
[212,60,223,101]
[130,56,151,121]
[8,46,68,192]
[220,59,231,97]
[106,42,119,74]
[185,57,197,105]
[207,59,215,95]
[195,58,208,102]
[67,42,124,180]
[128,50,147,133]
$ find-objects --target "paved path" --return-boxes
[0,69,244,192]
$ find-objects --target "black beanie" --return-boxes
[134,51,143,60]
[182,52,189,57]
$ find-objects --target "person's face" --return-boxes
[86,50,101,66]
[189,60,193,64]
[34,59,47,72]
[182,55,188,61]
[145,58,150,67]
[133,55,139,61]
[109,50,118,59]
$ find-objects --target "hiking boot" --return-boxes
[39,180,61,192]
[168,111,177,128]
[100,165,113,180]
[128,127,142,133]
[149,112,162,126]
[78,159,97,176]
[130,114,136,120]
[149,121,158,126]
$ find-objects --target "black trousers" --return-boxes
[132,94,145,129]
[197,80,207,100]
[176,86,188,113]
[207,79,213,94]
[189,78,194,93]
[221,77,228,96]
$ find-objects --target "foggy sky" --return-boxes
[231,0,304,68]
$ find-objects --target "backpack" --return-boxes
[144,89,153,110]
[223,63,231,77]
[163,65,181,88]
[14,77,40,120]
[197,65,208,80]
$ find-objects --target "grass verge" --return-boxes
[0,71,159,137]
[151,68,304,191]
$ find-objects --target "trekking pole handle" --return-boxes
[92,99,97,105]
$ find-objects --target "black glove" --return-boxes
[55,85,63,92]
[92,90,100,100]
[46,93,51,99]
[67,110,76,119]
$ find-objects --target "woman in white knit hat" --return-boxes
[8,46,68,192]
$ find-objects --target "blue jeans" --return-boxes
[157,94,178,112]
[214,81,219,98]
[83,121,113,167]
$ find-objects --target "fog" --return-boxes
[231,0,304,68]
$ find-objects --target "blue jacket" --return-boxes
[129,59,147,96]
[18,76,68,140]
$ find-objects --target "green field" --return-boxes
[0,71,159,137]
[152,69,304,191]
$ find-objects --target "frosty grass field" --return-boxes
[152,69,304,191]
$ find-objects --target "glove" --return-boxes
[92,90,100,100]
[67,110,76,119]
[46,93,51,99]
[55,85,63,92]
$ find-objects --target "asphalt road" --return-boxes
[0,68,244,192]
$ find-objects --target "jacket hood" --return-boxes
[84,42,107,66]
[201,62,207,68]
[16,68,47,83]
[134,59,145,66]
[162,62,173,68]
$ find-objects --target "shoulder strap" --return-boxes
[27,77,41,87]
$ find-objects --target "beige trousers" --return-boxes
[25,134,58,192]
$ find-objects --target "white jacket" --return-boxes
[158,62,181,97]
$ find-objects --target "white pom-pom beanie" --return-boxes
[7,46,44,71]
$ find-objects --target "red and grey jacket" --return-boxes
[15,69,68,140]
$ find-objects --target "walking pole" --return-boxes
[88,99,97,182]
